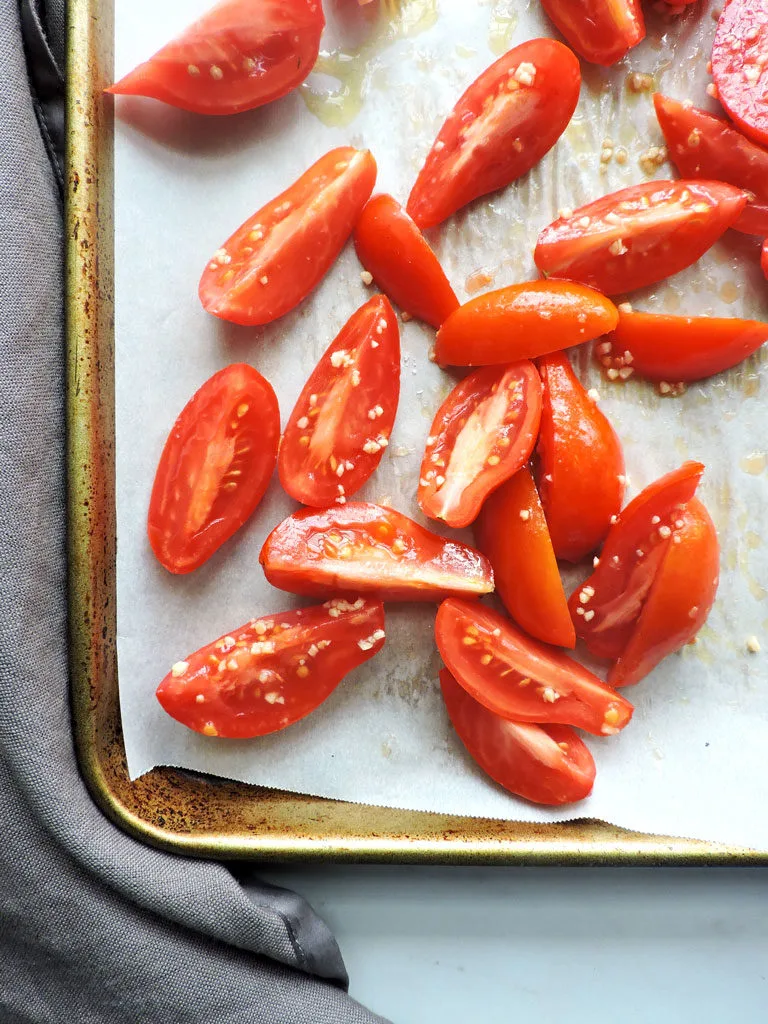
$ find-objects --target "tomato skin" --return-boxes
[199,148,377,326]
[711,0,768,148]
[406,39,581,229]
[540,0,644,66]
[148,364,279,575]
[418,363,542,530]
[762,238,768,280]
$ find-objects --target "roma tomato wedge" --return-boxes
[434,281,619,366]
[540,0,644,66]
[534,181,748,295]
[148,364,279,574]
[278,296,400,506]
[406,39,580,229]
[440,670,595,806]
[353,195,459,328]
[107,0,324,115]
[199,147,377,326]
[156,600,385,738]
[260,502,494,601]
[711,0,768,148]
[417,363,542,529]
[435,599,633,737]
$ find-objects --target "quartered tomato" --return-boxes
[155,600,385,738]
[406,39,580,229]
[199,147,377,326]
[417,362,542,529]
[260,502,494,601]
[439,670,595,806]
[711,0,768,148]
[107,0,325,115]
[148,364,279,574]
[540,0,644,66]
[536,352,625,562]
[534,181,748,295]
[278,296,400,506]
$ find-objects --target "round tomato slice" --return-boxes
[107,0,325,115]
[540,0,644,66]
[417,363,542,529]
[199,147,377,326]
[148,364,279,574]
[156,599,385,738]
[406,38,580,229]
[435,599,633,737]
[711,0,768,148]
[534,181,748,295]
[440,670,595,806]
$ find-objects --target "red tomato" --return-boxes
[762,238,768,280]
[156,600,385,738]
[417,363,542,529]
[353,195,459,328]
[540,0,644,66]
[199,148,377,326]
[711,0,768,148]
[535,352,625,563]
[439,670,595,806]
[278,296,400,506]
[534,181,748,295]
[434,281,619,367]
[148,364,279,574]
[260,502,495,601]
[474,466,575,649]
[406,39,580,229]
[436,599,633,736]
[107,0,325,115]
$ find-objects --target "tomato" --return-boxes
[711,0,768,148]
[148,364,279,574]
[436,599,633,736]
[763,238,768,280]
[417,363,542,529]
[434,281,619,367]
[353,195,459,328]
[474,466,575,649]
[107,0,324,116]
[260,502,494,601]
[199,148,377,326]
[439,670,595,806]
[540,0,644,66]
[156,600,385,738]
[536,352,625,563]
[405,39,580,229]
[534,181,748,295]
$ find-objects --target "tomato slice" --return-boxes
[540,0,644,66]
[353,195,459,328]
[439,670,595,806]
[434,281,619,367]
[711,0,768,148]
[260,502,495,601]
[405,39,580,229]
[148,364,279,574]
[534,181,748,295]
[156,600,385,738]
[417,363,542,529]
[474,466,575,649]
[199,147,377,326]
[107,0,325,115]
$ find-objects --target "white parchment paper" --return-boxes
[114,0,768,848]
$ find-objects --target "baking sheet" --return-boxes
[113,0,768,850]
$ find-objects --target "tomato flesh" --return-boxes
[711,0,768,148]
[540,0,644,66]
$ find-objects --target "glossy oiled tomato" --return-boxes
[711,0,768,148]
[540,0,644,66]
[199,147,377,326]
[148,364,279,574]
[417,362,542,529]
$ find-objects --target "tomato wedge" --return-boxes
[417,363,542,529]
[534,181,748,295]
[436,599,633,736]
[278,296,400,506]
[711,0,768,148]
[474,466,575,649]
[156,600,385,738]
[434,281,619,367]
[440,670,595,806]
[406,39,580,229]
[148,364,279,574]
[353,195,459,328]
[540,0,644,66]
[199,147,377,326]
[260,503,494,601]
[107,0,325,115]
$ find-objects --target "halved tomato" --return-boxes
[540,0,644,66]
[417,362,542,529]
[148,364,279,574]
[199,147,377,325]
[711,0,768,148]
